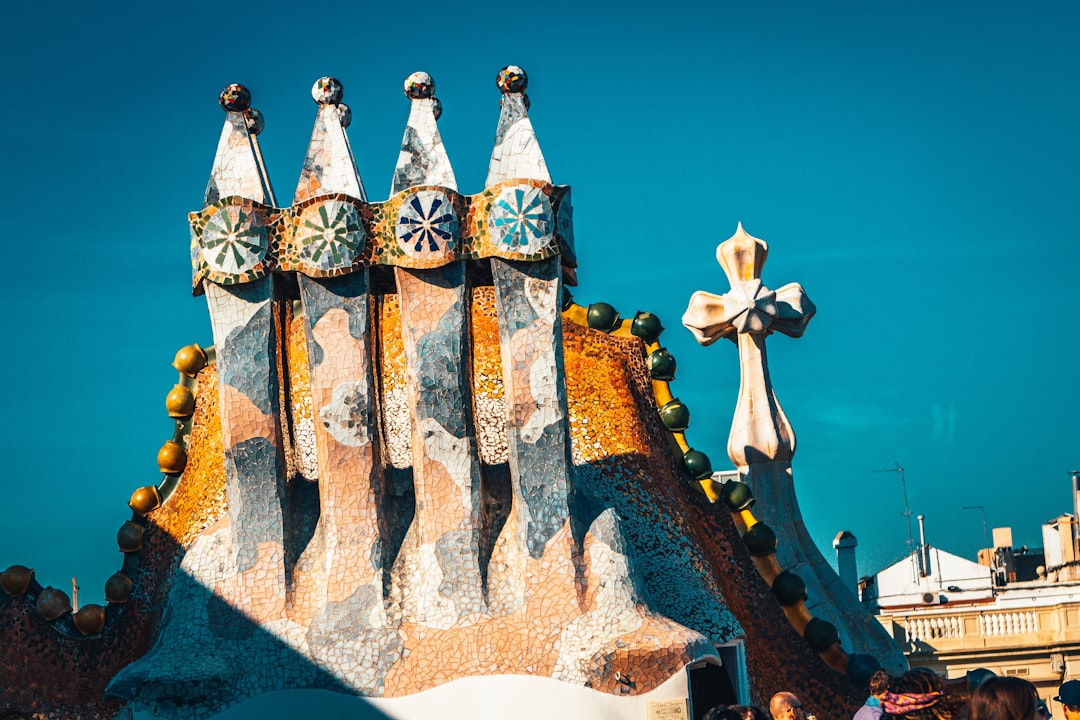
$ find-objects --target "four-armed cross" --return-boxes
[682,224,909,671]
[682,222,814,468]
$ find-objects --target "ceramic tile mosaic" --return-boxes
[489,257,570,563]
[470,288,510,465]
[391,78,456,194]
[377,292,412,469]
[390,264,486,626]
[192,184,575,285]
[486,89,551,186]
[294,100,366,204]
[1,71,869,720]
[202,280,289,611]
[285,310,319,479]
[204,111,274,207]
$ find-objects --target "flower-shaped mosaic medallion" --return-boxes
[295,200,366,271]
[201,205,268,275]
[395,190,458,261]
[489,185,552,253]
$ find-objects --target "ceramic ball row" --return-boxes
[219,66,532,140]
[128,344,207,516]
[718,480,882,685]
[1,565,135,635]
[569,296,716,488]
[0,344,205,633]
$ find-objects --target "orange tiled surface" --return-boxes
[0,290,862,718]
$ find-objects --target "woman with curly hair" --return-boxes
[882,669,969,720]
[968,676,1039,720]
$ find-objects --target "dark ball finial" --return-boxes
[496,65,528,94]
[312,76,344,105]
[404,71,435,99]
[245,108,264,136]
[337,103,352,129]
[219,83,251,112]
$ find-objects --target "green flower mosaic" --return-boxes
[295,200,366,271]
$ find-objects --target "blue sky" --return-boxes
[1,1,1077,605]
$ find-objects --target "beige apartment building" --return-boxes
[857,515,1080,719]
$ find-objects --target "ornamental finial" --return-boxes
[294,77,365,203]
[404,71,435,99]
[245,108,264,136]
[311,76,344,105]
[496,65,528,94]
[218,83,251,112]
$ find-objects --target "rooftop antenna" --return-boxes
[962,504,994,590]
[961,504,991,558]
[875,462,917,580]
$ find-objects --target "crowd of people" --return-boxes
[702,670,1080,720]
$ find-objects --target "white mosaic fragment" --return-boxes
[382,385,411,468]
[296,103,366,201]
[474,394,509,465]
[486,94,551,185]
[291,398,319,480]
[391,97,457,195]
[206,113,274,206]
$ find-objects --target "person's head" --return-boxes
[770,692,805,720]
[1055,680,1080,720]
[869,669,892,698]
[969,676,1037,720]
[736,706,771,720]
[883,668,967,720]
[705,707,751,720]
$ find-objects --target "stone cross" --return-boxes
[682,223,814,468]
[682,224,909,672]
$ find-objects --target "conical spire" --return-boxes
[294,76,366,204]
[391,72,456,194]
[485,65,550,185]
[205,84,276,207]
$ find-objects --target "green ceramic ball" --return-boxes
[721,480,755,511]
[771,570,807,606]
[804,617,840,652]
[587,302,621,332]
[743,522,777,556]
[683,449,712,479]
[631,311,664,343]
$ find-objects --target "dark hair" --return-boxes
[968,677,1037,720]
[735,706,771,720]
[870,669,892,696]
[884,669,968,720]
[705,707,748,720]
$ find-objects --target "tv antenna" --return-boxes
[874,462,915,562]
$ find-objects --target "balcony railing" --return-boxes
[891,609,1045,645]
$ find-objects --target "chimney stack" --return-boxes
[833,531,859,600]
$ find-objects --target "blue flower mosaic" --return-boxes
[396,190,458,258]
[201,205,268,275]
[489,186,552,253]
[295,199,365,271]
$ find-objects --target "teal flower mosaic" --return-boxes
[296,200,366,271]
[201,205,268,275]
[489,186,552,252]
